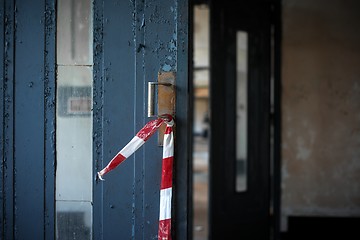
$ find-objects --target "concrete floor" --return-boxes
[193,136,209,240]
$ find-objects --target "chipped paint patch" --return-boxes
[162,64,171,72]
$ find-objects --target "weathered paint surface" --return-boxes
[93,0,189,239]
[1,0,188,239]
[282,0,360,231]
[0,0,56,239]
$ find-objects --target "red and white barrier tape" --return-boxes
[158,121,174,240]
[97,114,174,240]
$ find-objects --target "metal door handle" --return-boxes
[147,82,174,117]
[147,71,176,145]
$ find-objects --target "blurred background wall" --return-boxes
[281,0,360,231]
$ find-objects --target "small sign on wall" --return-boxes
[58,86,92,117]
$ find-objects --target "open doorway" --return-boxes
[191,1,280,239]
[192,3,210,240]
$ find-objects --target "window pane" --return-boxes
[56,0,93,239]
[56,201,92,239]
[56,66,93,201]
[236,31,248,192]
[56,65,93,239]
[57,0,93,65]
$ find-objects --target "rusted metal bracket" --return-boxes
[147,71,176,145]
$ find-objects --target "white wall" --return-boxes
[281,0,360,231]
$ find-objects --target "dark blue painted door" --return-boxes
[92,1,190,239]
[1,0,56,239]
[1,0,190,239]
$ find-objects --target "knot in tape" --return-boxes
[159,114,174,127]
[164,118,174,127]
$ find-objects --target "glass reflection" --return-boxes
[56,202,92,239]
[56,0,93,239]
[57,0,93,65]
[236,31,248,192]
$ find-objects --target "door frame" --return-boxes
[208,0,282,239]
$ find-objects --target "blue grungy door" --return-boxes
[92,0,190,239]
[0,0,190,239]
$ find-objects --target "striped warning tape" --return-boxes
[158,120,174,240]
[97,114,174,240]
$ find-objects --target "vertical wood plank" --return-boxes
[44,0,56,238]
[14,0,45,238]
[99,0,136,239]
[174,0,191,238]
[2,0,15,238]
[142,1,178,238]
[92,1,105,239]
[92,0,104,239]
[0,0,5,238]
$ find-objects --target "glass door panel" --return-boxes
[56,0,93,239]
[236,31,248,192]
